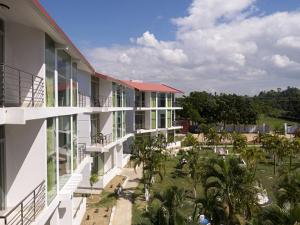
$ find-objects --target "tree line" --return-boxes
[177,87,300,125]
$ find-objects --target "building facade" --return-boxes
[0,1,182,225]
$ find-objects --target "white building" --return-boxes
[0,1,182,225]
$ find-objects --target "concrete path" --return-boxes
[111,166,142,225]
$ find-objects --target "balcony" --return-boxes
[86,133,114,152]
[91,96,112,108]
[0,64,44,107]
[0,181,45,225]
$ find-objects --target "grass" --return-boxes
[132,150,214,225]
[257,114,298,130]
[96,191,117,208]
[132,147,300,224]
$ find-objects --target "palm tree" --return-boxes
[200,156,258,225]
[254,203,300,225]
[231,132,247,153]
[152,186,187,225]
[261,134,286,176]
[89,173,99,198]
[205,128,220,147]
[285,138,300,170]
[241,147,265,178]
[220,131,231,148]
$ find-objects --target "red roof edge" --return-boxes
[32,0,95,73]
[95,72,134,88]
[161,84,184,94]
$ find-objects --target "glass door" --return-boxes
[0,126,5,210]
[0,19,4,107]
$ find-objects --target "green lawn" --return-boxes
[132,149,300,224]
[257,114,298,130]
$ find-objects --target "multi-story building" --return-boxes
[123,80,183,147]
[0,1,182,225]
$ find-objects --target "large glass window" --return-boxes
[167,94,172,107]
[57,50,71,107]
[151,110,156,129]
[91,114,100,144]
[0,126,5,210]
[92,153,104,176]
[167,110,172,127]
[135,111,145,130]
[72,115,77,170]
[58,116,72,189]
[122,111,126,137]
[117,111,122,138]
[158,111,166,128]
[45,34,55,107]
[135,91,145,107]
[91,77,99,107]
[158,93,166,107]
[47,118,57,204]
[113,112,116,141]
[151,92,156,108]
[72,63,78,107]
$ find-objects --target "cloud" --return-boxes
[277,36,300,49]
[85,0,300,95]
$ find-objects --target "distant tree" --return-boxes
[231,132,247,153]
[182,133,198,147]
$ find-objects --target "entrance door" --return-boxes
[0,126,5,210]
[0,19,4,107]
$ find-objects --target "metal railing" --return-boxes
[73,198,84,219]
[0,181,45,225]
[91,133,113,146]
[78,143,87,163]
[0,64,44,107]
[91,96,113,107]
[78,92,89,107]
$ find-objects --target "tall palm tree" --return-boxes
[231,132,247,153]
[205,128,220,147]
[200,156,258,225]
[152,186,187,225]
[241,147,265,178]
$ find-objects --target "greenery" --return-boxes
[177,87,300,129]
[132,134,300,225]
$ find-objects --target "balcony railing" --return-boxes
[78,92,89,107]
[78,143,87,163]
[91,96,112,107]
[91,133,113,146]
[0,64,44,107]
[0,181,45,225]
[172,121,181,127]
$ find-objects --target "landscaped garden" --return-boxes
[131,131,300,225]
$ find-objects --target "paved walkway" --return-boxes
[111,166,142,225]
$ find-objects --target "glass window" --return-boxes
[113,112,116,141]
[117,112,122,138]
[112,83,116,107]
[58,116,72,189]
[122,111,126,137]
[72,63,78,107]
[47,118,57,204]
[158,93,166,107]
[167,110,172,127]
[57,50,71,107]
[0,126,5,210]
[158,111,166,128]
[135,91,145,107]
[151,110,156,129]
[122,87,126,107]
[91,114,100,144]
[135,111,145,130]
[116,84,122,107]
[91,77,99,107]
[151,92,156,107]
[0,19,4,64]
[45,34,55,107]
[72,115,77,170]
[92,153,104,176]
[167,94,172,107]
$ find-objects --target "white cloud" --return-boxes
[277,36,300,49]
[85,0,300,94]
[271,54,294,68]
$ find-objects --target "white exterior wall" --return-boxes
[100,113,113,136]
[4,21,45,107]
[78,69,91,107]
[99,79,112,99]
[5,119,46,207]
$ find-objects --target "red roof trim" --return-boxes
[122,80,183,93]
[32,0,95,73]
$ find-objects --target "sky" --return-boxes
[40,0,300,95]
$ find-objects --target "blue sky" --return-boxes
[40,0,300,49]
[40,0,300,94]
